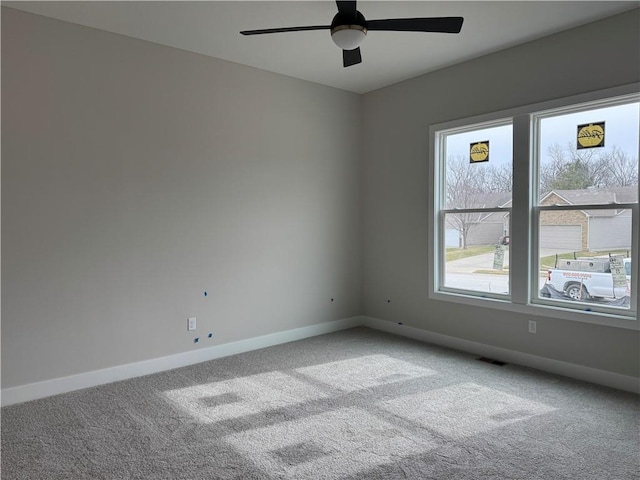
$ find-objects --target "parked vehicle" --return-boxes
[545,257,632,301]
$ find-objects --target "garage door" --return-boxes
[589,216,631,250]
[445,228,460,248]
[540,225,582,251]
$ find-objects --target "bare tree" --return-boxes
[598,147,639,187]
[446,156,510,249]
[487,163,512,193]
[540,143,638,191]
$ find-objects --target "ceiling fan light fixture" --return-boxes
[331,25,367,50]
[241,1,464,68]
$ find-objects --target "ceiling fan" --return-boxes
[240,1,464,67]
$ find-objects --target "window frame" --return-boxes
[428,83,640,330]
[436,118,513,300]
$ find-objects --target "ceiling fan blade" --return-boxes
[366,17,464,34]
[336,1,357,18]
[343,47,362,67]
[240,25,330,35]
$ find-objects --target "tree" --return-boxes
[540,143,638,191]
[549,158,592,190]
[597,147,639,187]
[487,163,512,193]
[445,156,510,249]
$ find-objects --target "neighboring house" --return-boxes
[540,186,636,251]
[446,186,637,250]
[445,193,510,248]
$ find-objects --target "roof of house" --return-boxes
[543,185,638,216]
[545,185,638,205]
[447,192,512,210]
[448,185,638,212]
[455,185,637,216]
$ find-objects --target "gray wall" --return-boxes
[1,8,363,388]
[362,10,640,377]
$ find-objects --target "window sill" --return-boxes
[429,290,639,330]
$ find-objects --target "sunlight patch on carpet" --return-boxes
[295,354,436,392]
[163,371,329,423]
[378,382,556,438]
[226,407,438,479]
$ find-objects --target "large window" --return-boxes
[429,85,639,328]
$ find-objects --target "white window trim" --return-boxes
[428,83,640,330]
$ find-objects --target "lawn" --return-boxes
[445,245,497,262]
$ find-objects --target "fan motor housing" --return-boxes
[331,10,367,30]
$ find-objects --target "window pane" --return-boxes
[444,124,513,211]
[440,123,512,297]
[538,102,639,205]
[538,209,632,310]
[443,213,510,296]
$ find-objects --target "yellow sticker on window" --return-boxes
[577,122,605,149]
[469,141,489,163]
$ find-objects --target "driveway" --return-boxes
[446,251,509,274]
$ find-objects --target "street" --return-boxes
[444,249,548,294]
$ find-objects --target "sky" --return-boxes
[444,100,640,170]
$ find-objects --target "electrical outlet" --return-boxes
[187,317,197,331]
[528,320,537,334]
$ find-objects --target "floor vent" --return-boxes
[477,357,507,366]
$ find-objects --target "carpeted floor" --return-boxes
[2,327,639,479]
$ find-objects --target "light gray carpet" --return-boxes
[2,327,639,479]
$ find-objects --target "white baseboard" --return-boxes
[0,316,363,407]
[363,316,640,394]
[3,314,637,406]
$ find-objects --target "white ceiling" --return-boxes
[5,1,638,93]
